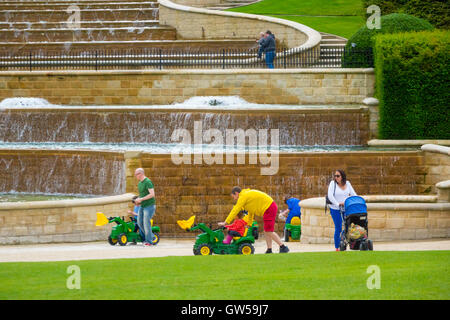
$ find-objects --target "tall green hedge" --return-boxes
[362,0,449,28]
[375,30,450,139]
[343,13,434,67]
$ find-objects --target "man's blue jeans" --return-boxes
[265,50,275,69]
[138,205,156,243]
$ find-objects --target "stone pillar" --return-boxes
[362,97,379,140]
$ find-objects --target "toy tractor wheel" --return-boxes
[152,233,160,245]
[198,243,213,256]
[108,236,118,246]
[118,233,128,246]
[238,243,255,255]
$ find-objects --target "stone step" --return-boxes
[321,38,347,45]
[0,8,159,23]
[0,26,177,42]
[0,2,159,10]
[0,39,258,53]
[1,0,157,3]
[0,20,160,30]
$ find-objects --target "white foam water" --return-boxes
[0,97,56,109]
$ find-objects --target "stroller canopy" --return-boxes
[344,196,367,216]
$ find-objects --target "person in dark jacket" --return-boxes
[260,30,276,68]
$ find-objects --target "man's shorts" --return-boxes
[263,201,278,232]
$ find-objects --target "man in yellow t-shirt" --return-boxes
[219,186,289,254]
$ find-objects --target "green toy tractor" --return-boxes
[177,215,259,256]
[96,212,160,246]
[284,216,301,242]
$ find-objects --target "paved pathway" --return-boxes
[0,239,449,262]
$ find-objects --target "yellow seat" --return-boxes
[233,227,248,240]
[290,216,301,226]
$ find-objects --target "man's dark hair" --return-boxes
[131,195,138,204]
[231,186,242,195]
[284,195,291,204]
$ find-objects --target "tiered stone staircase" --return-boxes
[317,32,348,67]
[0,0,256,54]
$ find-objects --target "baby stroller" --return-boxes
[339,196,373,251]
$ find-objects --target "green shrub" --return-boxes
[343,13,434,67]
[361,0,449,29]
[375,30,450,139]
[403,0,449,29]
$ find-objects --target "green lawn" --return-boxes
[0,251,449,300]
[228,0,365,39]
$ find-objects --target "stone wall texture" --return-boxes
[0,69,375,105]
[0,195,132,244]
[301,199,450,243]
[125,151,431,237]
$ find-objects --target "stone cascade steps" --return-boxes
[0,1,159,10]
[0,26,177,42]
[0,8,160,23]
[0,20,161,30]
[0,39,257,56]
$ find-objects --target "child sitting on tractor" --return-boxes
[222,211,247,244]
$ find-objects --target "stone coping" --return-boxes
[436,180,450,190]
[2,105,369,114]
[0,193,134,210]
[300,196,450,211]
[421,144,450,155]
[368,140,450,148]
[0,68,375,76]
[161,0,321,50]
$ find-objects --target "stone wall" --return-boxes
[125,151,429,237]
[0,69,375,105]
[0,194,133,244]
[159,0,321,51]
[300,197,450,243]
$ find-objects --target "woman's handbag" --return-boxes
[325,181,336,214]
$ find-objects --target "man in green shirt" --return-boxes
[134,168,156,246]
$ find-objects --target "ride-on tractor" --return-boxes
[284,216,301,242]
[177,215,259,255]
[95,212,160,246]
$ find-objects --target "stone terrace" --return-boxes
[0,0,257,54]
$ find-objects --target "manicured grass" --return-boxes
[0,251,449,300]
[228,0,365,39]
[266,15,365,39]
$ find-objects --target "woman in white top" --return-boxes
[327,169,357,251]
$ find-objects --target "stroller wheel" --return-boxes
[360,240,368,251]
[339,242,347,251]
[367,239,373,251]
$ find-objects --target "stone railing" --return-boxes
[159,0,321,51]
[0,193,135,244]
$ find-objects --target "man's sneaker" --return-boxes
[265,248,273,254]
[279,245,289,253]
